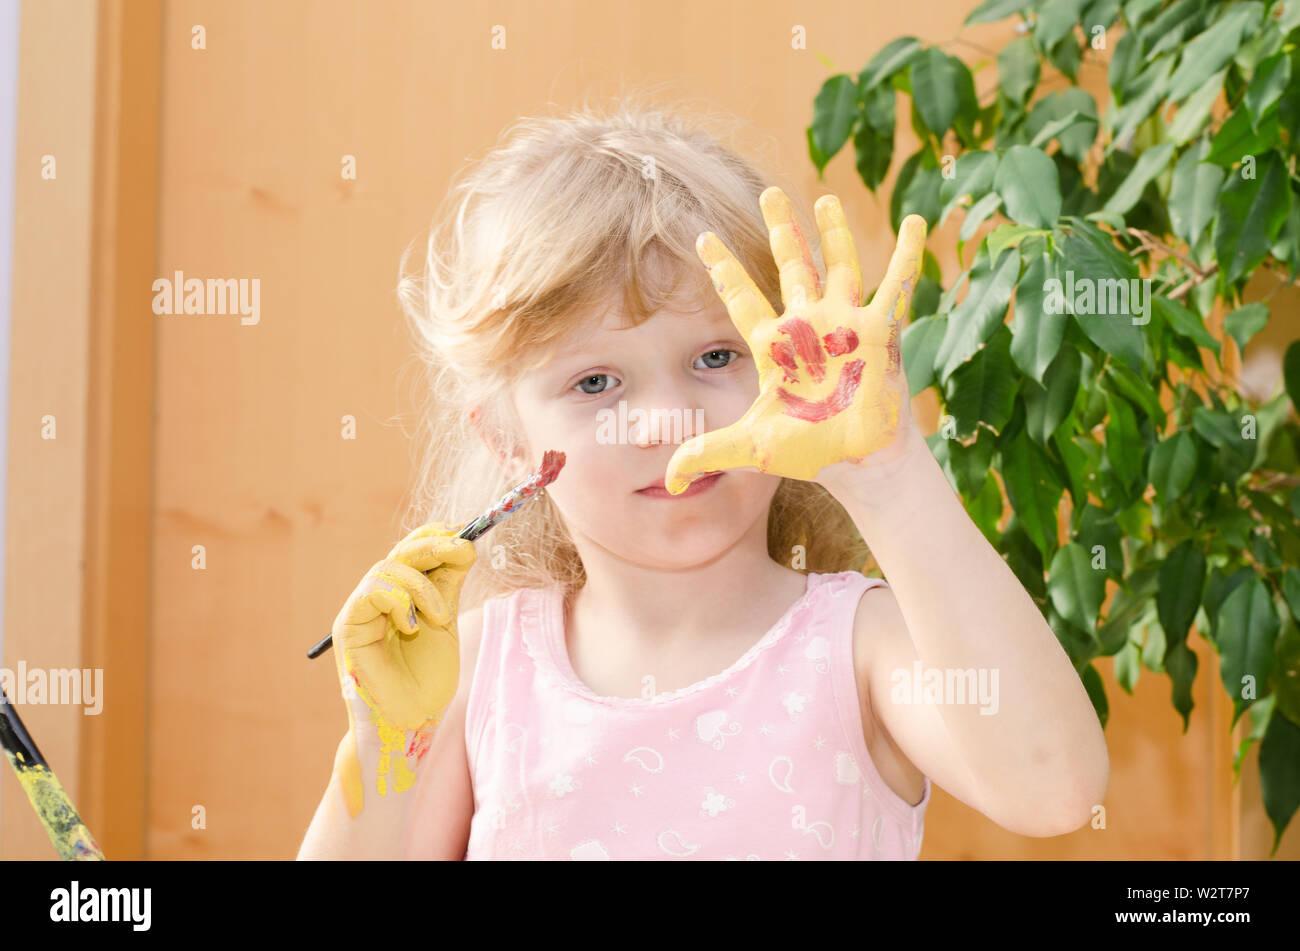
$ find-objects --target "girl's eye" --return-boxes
[574,373,618,395]
[695,348,739,370]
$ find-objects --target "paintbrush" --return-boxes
[307,449,566,659]
[0,685,105,859]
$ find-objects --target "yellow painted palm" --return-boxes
[665,188,927,494]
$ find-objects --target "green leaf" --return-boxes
[807,126,830,177]
[1205,565,1256,643]
[892,148,945,231]
[969,470,1005,544]
[1103,388,1143,493]
[1148,430,1197,506]
[1285,568,1300,630]
[1259,708,1300,854]
[986,224,1047,268]
[1205,108,1281,166]
[1165,2,1264,103]
[1036,0,1087,49]
[1152,295,1219,358]
[1213,150,1292,284]
[1115,640,1141,693]
[861,81,895,136]
[901,315,947,397]
[1223,302,1269,355]
[1285,341,1300,410]
[1167,68,1226,144]
[1056,429,1096,512]
[1103,362,1165,428]
[1143,0,1211,62]
[999,516,1048,601]
[853,122,893,191]
[911,274,941,321]
[936,248,1021,381]
[910,48,962,134]
[998,36,1040,106]
[1000,427,1066,562]
[1192,406,1256,470]
[1165,641,1198,732]
[1168,141,1225,247]
[966,0,1035,25]
[1049,541,1107,635]
[1217,575,1281,727]
[1081,663,1109,727]
[946,324,1020,436]
[809,75,859,168]
[1244,51,1291,124]
[1156,540,1206,648]
[1142,612,1167,671]
[858,37,924,90]
[959,192,1004,244]
[995,145,1062,228]
[1075,502,1123,580]
[938,150,1000,227]
[1068,291,1148,374]
[1026,89,1099,163]
[1107,56,1174,145]
[1046,29,1082,81]
[947,425,997,497]
[1010,250,1067,382]
[1102,141,1175,216]
[1108,29,1140,95]
[1025,346,1081,444]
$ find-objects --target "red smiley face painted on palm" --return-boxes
[663,188,926,495]
[770,319,864,423]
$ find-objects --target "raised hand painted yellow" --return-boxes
[665,189,927,495]
[330,522,475,818]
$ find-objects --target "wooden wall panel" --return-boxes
[4,0,1295,860]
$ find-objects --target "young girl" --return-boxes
[298,95,1109,861]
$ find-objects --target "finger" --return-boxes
[336,574,415,649]
[388,533,477,573]
[760,186,822,310]
[696,231,779,340]
[374,559,449,626]
[367,584,419,635]
[867,214,927,333]
[664,421,759,495]
[386,521,463,560]
[814,194,863,306]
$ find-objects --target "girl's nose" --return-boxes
[629,396,704,447]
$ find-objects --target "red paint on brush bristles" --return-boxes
[538,449,565,487]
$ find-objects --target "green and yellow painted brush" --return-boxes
[0,685,104,859]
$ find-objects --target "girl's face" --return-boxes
[505,284,780,571]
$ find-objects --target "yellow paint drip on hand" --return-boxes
[331,652,425,817]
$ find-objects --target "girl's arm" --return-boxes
[297,605,484,860]
[823,424,1110,836]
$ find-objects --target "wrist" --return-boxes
[816,423,933,502]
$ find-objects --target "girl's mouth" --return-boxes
[635,471,723,499]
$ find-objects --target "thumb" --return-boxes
[664,421,759,495]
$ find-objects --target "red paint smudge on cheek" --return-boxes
[776,359,864,422]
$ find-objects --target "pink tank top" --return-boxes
[462,569,931,860]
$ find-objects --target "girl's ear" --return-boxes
[469,403,530,483]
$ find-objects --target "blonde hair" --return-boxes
[396,92,873,612]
